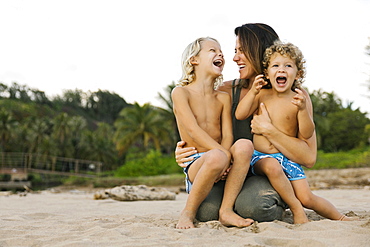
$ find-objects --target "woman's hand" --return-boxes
[250,103,273,135]
[215,165,232,182]
[175,141,197,168]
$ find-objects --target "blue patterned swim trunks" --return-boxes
[250,150,306,181]
[183,152,205,193]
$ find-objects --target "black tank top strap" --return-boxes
[232,79,240,105]
[231,79,253,141]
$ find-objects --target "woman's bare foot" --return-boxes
[219,208,254,227]
[338,215,359,221]
[176,210,195,229]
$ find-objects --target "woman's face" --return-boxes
[233,36,256,80]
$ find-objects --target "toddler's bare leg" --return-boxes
[291,179,359,221]
[254,158,308,224]
[219,139,254,227]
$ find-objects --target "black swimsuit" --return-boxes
[231,79,253,142]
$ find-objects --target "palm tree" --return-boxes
[157,81,180,151]
[0,109,16,152]
[69,116,87,159]
[80,123,117,170]
[26,117,51,154]
[52,112,73,157]
[113,102,170,155]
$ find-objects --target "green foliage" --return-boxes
[0,98,55,120]
[321,108,369,152]
[314,147,370,169]
[310,89,370,151]
[85,90,129,124]
[114,150,181,177]
[114,103,173,155]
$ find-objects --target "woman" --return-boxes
[175,23,317,222]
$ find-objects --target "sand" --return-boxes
[1,168,370,247]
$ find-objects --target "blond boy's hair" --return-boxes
[179,37,223,88]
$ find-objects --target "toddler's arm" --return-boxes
[235,74,266,120]
[292,88,315,139]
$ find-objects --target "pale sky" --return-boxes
[0,0,370,115]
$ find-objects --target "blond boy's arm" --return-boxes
[218,92,233,151]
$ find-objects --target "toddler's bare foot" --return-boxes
[338,215,359,221]
[219,208,254,227]
[176,210,195,229]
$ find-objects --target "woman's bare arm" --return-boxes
[174,141,197,168]
[251,102,317,168]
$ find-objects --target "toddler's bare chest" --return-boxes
[261,97,298,134]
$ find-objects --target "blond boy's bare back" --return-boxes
[173,85,230,153]
[253,89,299,154]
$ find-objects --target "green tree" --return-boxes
[80,123,117,170]
[0,83,8,98]
[85,90,129,124]
[52,112,73,157]
[69,116,87,159]
[322,107,369,152]
[310,90,343,149]
[26,117,52,154]
[311,89,370,151]
[61,89,84,107]
[157,81,180,153]
[0,109,16,151]
[113,102,170,155]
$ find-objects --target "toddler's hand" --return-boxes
[292,88,306,110]
[251,74,267,95]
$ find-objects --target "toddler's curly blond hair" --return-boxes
[263,41,306,91]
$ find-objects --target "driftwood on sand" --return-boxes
[94,185,176,201]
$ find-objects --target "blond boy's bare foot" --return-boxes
[219,209,254,227]
[292,209,309,224]
[338,215,359,221]
[176,210,195,229]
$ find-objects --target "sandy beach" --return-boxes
[1,168,370,247]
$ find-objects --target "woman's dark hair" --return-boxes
[234,23,279,88]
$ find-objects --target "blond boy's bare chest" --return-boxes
[189,94,223,128]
